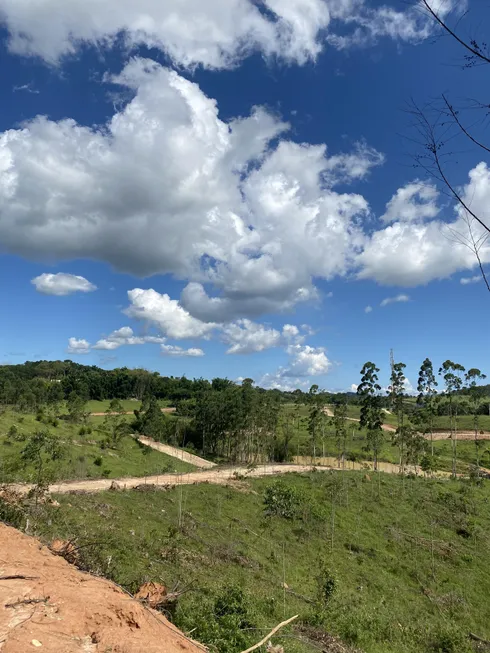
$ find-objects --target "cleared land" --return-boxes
[0,522,205,653]
[0,409,194,484]
[19,472,490,653]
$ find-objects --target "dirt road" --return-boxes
[11,464,331,496]
[323,407,490,440]
[136,436,216,468]
[324,407,396,432]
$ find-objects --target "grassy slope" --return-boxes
[279,404,490,473]
[0,409,194,483]
[27,472,490,653]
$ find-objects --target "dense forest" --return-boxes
[0,359,358,406]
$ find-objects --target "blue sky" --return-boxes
[0,0,488,392]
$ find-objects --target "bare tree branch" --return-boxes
[421,0,490,65]
[442,94,490,154]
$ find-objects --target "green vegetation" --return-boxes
[0,408,194,483]
[19,472,490,653]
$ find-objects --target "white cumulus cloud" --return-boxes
[364,305,373,313]
[161,344,204,357]
[283,344,331,377]
[32,273,96,296]
[0,0,331,67]
[0,59,379,323]
[221,320,282,355]
[381,181,440,223]
[0,0,450,70]
[125,288,216,340]
[67,337,91,355]
[460,275,482,285]
[92,326,166,350]
[358,163,490,286]
[380,294,410,307]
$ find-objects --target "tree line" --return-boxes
[355,357,487,478]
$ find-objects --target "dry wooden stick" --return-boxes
[0,575,38,581]
[469,632,490,647]
[240,615,299,653]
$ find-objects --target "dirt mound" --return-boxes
[0,523,206,653]
[135,582,168,608]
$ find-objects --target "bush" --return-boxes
[0,497,25,529]
[93,456,103,467]
[428,625,472,652]
[79,426,87,436]
[101,469,111,478]
[263,480,303,519]
[174,585,255,653]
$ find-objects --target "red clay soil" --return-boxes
[0,523,206,653]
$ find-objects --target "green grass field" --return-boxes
[22,472,490,653]
[0,409,194,483]
[278,403,490,473]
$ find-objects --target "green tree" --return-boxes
[140,396,169,442]
[465,368,487,475]
[21,429,65,497]
[438,360,466,478]
[388,360,408,473]
[100,398,130,447]
[66,392,87,423]
[308,385,323,462]
[357,362,383,470]
[333,399,348,467]
[47,382,64,417]
[416,358,438,457]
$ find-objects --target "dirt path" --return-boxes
[0,523,206,653]
[324,407,396,432]
[90,408,176,417]
[293,456,446,476]
[323,407,490,439]
[11,464,334,496]
[136,436,216,469]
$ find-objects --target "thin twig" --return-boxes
[442,94,490,154]
[422,0,490,65]
[240,615,299,653]
[0,575,38,581]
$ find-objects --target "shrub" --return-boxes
[428,625,471,652]
[79,426,87,436]
[93,456,103,467]
[174,585,255,653]
[0,497,25,529]
[263,480,303,519]
[101,469,111,478]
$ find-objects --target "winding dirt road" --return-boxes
[324,407,490,440]
[11,464,332,496]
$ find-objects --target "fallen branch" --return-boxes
[240,615,299,653]
[0,575,38,581]
[470,632,490,647]
[285,588,315,605]
[5,597,49,609]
